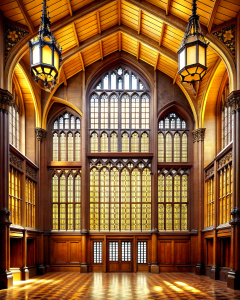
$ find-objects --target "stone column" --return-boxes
[192,128,205,275]
[35,128,47,275]
[227,91,240,289]
[0,89,13,289]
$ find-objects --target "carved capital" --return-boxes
[0,89,13,113]
[192,128,206,143]
[227,90,240,112]
[230,207,240,225]
[35,128,47,141]
[0,208,11,226]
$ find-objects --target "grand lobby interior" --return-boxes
[0,0,240,298]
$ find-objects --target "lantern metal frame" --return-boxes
[177,0,209,84]
[29,0,62,92]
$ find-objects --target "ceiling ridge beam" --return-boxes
[62,25,177,65]
[15,0,34,33]
[208,0,221,33]
[119,32,122,51]
[67,0,73,16]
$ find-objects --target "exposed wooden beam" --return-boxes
[62,25,178,64]
[208,0,221,33]
[119,32,122,51]
[138,10,142,34]
[66,0,73,16]
[154,53,159,70]
[96,11,101,34]
[15,0,34,33]
[210,18,236,34]
[166,0,171,16]
[62,68,68,86]
[99,40,103,60]
[79,52,85,71]
[118,0,121,25]
[159,22,165,46]
[137,41,140,60]
[173,71,179,84]
[72,23,79,47]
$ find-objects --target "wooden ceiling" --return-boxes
[2,0,239,114]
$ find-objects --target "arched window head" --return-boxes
[51,111,81,161]
[9,87,20,150]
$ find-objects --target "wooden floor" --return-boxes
[1,272,240,299]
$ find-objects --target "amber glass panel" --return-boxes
[174,133,180,162]
[122,132,129,152]
[52,174,58,203]
[132,94,140,129]
[110,94,118,129]
[219,164,232,225]
[142,169,151,203]
[52,204,58,230]
[100,203,109,230]
[60,204,66,230]
[181,204,188,230]
[75,132,81,161]
[131,203,141,230]
[166,176,172,202]
[131,132,139,152]
[110,204,119,230]
[182,133,188,162]
[90,168,99,230]
[60,133,66,161]
[68,175,73,203]
[158,204,164,230]
[100,133,108,152]
[53,133,58,161]
[68,133,73,161]
[121,168,130,230]
[100,168,109,203]
[91,132,98,152]
[110,168,119,203]
[141,133,149,152]
[166,133,172,162]
[90,203,99,230]
[9,167,21,225]
[25,178,36,228]
[141,94,150,129]
[142,204,151,230]
[182,175,188,203]
[75,204,81,230]
[158,133,164,162]
[166,204,172,230]
[131,169,141,203]
[174,175,180,202]
[60,175,66,203]
[68,204,74,230]
[110,132,118,152]
[174,204,180,230]
[205,177,214,228]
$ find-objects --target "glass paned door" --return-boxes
[107,240,132,272]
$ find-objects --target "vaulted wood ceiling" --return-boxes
[1,0,239,122]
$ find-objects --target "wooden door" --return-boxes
[107,240,132,272]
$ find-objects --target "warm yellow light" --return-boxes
[179,49,186,70]
[54,50,59,70]
[199,45,205,65]
[154,286,163,292]
[32,45,40,64]
[175,281,201,293]
[163,281,183,292]
[42,45,52,65]
[187,45,197,65]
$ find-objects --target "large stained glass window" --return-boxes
[9,87,20,150]
[158,169,188,231]
[158,113,188,162]
[90,159,151,231]
[52,112,81,161]
[219,162,232,225]
[52,170,81,231]
[25,178,36,228]
[205,175,215,228]
[90,67,150,153]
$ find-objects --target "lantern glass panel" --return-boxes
[199,45,205,66]
[179,49,186,70]
[54,50,59,70]
[32,45,40,64]
[187,45,197,65]
[42,45,52,65]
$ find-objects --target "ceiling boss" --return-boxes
[178,0,209,84]
[29,0,62,92]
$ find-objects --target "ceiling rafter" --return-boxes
[15,0,34,33]
[166,0,171,16]
[137,41,140,60]
[173,71,179,84]
[62,25,178,64]
[118,0,121,25]
[96,11,101,34]
[208,0,221,33]
[72,23,79,47]
[79,52,85,71]
[119,32,122,51]
[159,22,165,46]
[99,40,103,60]
[154,53,159,70]
[66,0,73,16]
[61,67,68,86]
[138,9,142,34]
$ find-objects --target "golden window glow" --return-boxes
[110,94,118,129]
[52,171,81,231]
[174,133,180,162]
[121,94,130,129]
[182,133,188,162]
[75,132,81,161]
[141,132,149,152]
[60,133,66,161]
[110,132,118,152]
[90,160,151,231]
[131,132,139,152]
[141,94,150,129]
[100,94,108,129]
[90,94,99,129]
[158,171,188,231]
[219,163,232,225]
[166,133,172,162]
[132,94,140,129]
[100,132,108,152]
[9,166,22,225]
[53,133,58,161]
[68,133,73,161]
[91,132,98,152]
[9,103,20,150]
[122,132,129,152]
[158,133,164,162]
[25,178,36,228]
[205,176,214,228]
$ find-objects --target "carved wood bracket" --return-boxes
[192,128,206,143]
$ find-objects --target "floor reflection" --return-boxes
[1,272,240,299]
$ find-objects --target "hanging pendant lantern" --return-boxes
[177,0,208,84]
[29,0,62,92]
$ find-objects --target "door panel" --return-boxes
[107,240,132,272]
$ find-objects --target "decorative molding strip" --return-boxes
[218,150,232,169]
[213,24,235,58]
[0,88,13,113]
[9,152,23,170]
[227,90,240,111]
[205,166,214,179]
[35,128,47,141]
[192,128,206,143]
[26,164,37,181]
[5,23,29,59]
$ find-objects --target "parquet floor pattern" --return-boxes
[1,272,240,299]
